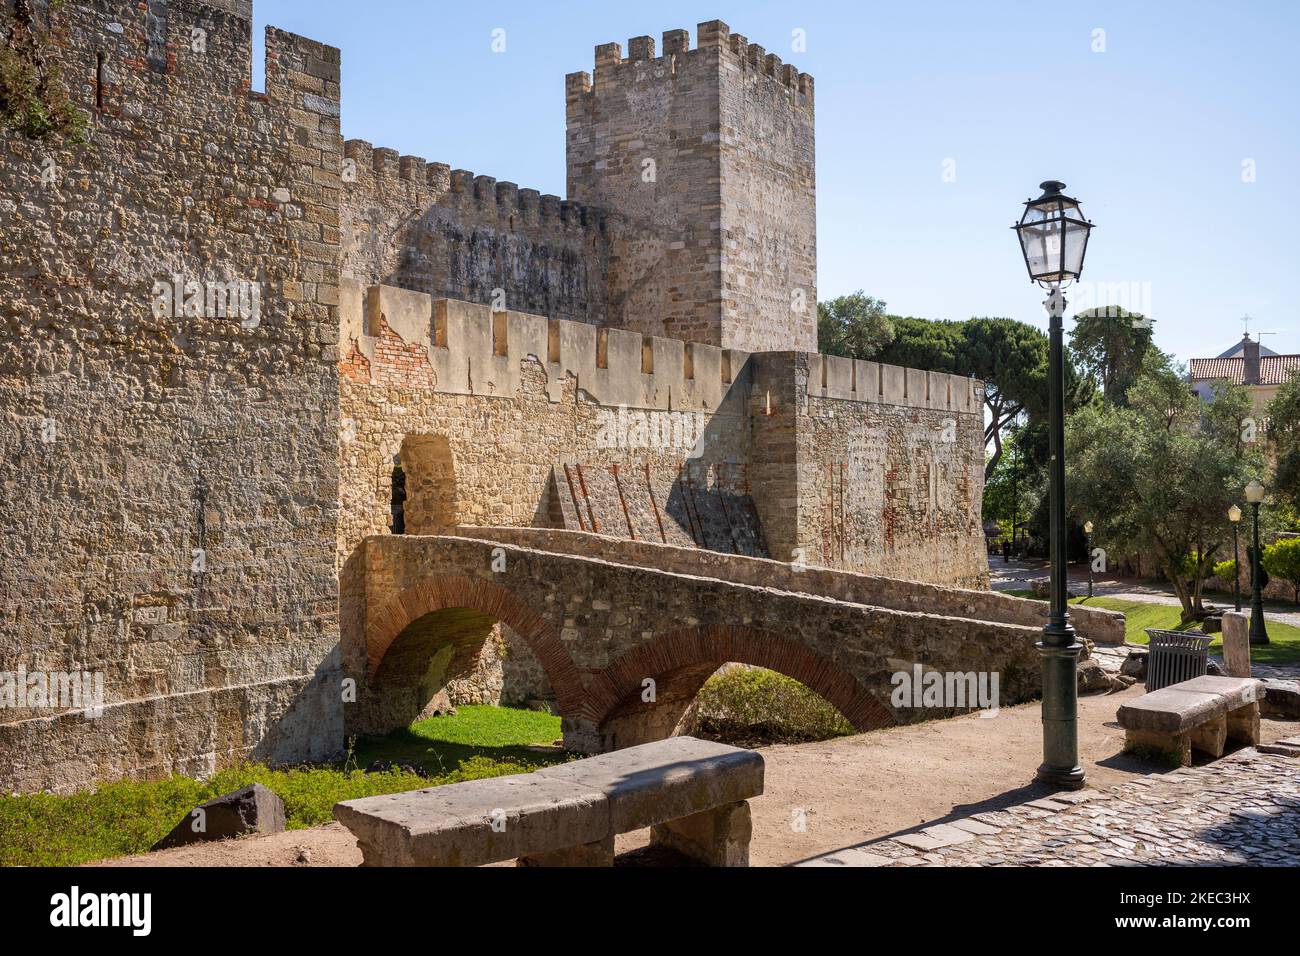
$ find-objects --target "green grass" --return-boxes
[0,704,565,868]
[352,703,565,777]
[1007,590,1300,665]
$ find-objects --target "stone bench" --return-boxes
[1116,675,1261,766]
[333,736,764,867]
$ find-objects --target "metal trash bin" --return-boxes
[1144,628,1212,691]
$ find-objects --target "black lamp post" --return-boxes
[1228,504,1242,613]
[1245,480,1270,644]
[1083,520,1094,599]
[1013,180,1093,790]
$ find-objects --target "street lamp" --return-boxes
[1245,480,1270,644]
[1228,504,1242,613]
[1013,180,1094,790]
[1083,520,1095,599]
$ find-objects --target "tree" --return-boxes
[878,316,1090,478]
[1067,354,1266,622]
[1267,372,1300,514]
[1263,538,1300,604]
[1068,307,1155,405]
[817,292,894,360]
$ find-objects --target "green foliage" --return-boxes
[877,314,1090,479]
[1067,353,1266,622]
[0,1,88,143]
[817,291,895,359]
[1263,537,1300,603]
[1267,374,1300,513]
[689,667,854,744]
[1212,559,1238,585]
[0,704,563,867]
[1068,307,1155,405]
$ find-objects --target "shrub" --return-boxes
[0,0,88,143]
[687,666,854,745]
[1263,537,1300,604]
[1212,559,1238,589]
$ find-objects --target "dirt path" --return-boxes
[91,686,1300,867]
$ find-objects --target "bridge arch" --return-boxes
[359,574,585,735]
[582,624,896,750]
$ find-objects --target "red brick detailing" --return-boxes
[339,339,371,383]
[366,575,585,714]
[582,624,895,732]
[368,312,435,389]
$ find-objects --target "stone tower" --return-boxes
[566,20,817,353]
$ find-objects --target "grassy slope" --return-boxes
[1,704,563,867]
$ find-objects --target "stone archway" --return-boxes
[352,574,585,737]
[581,624,896,751]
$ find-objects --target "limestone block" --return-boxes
[650,799,752,866]
[535,736,763,832]
[1225,701,1260,746]
[1260,679,1300,718]
[1173,675,1259,709]
[1116,688,1225,735]
[1221,611,1251,677]
[333,774,609,867]
[517,835,615,867]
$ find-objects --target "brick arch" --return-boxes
[581,623,895,733]
[366,575,585,714]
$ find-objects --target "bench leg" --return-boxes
[1124,728,1192,767]
[1226,701,1260,746]
[650,800,752,867]
[1188,713,1227,758]
[517,835,614,867]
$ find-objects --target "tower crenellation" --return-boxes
[566,20,817,353]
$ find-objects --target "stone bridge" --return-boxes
[341,531,1123,752]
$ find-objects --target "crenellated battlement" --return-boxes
[565,20,813,109]
[340,282,979,418]
[342,138,606,238]
[341,281,747,414]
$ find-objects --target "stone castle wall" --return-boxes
[340,141,610,326]
[1,2,989,793]
[566,22,817,352]
[0,0,343,793]
[338,282,986,589]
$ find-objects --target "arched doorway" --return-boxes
[398,434,457,534]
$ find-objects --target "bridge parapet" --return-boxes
[349,533,1048,753]
[456,526,1126,646]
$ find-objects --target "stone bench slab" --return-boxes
[1117,689,1227,734]
[334,772,609,867]
[534,736,764,832]
[333,736,763,867]
[1171,676,1258,709]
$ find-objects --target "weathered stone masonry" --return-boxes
[1,0,343,793]
[2,3,993,794]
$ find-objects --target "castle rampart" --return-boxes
[1,2,988,795]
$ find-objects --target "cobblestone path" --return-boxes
[800,748,1300,867]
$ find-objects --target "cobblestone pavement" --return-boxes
[799,747,1300,867]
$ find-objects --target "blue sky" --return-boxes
[254,0,1299,361]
